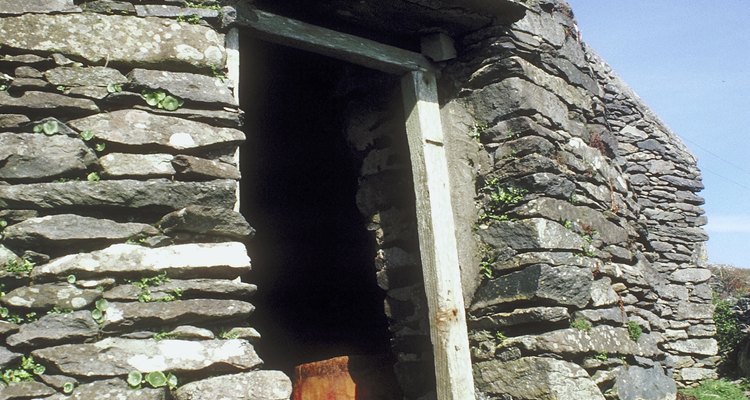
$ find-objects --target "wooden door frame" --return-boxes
[225,9,475,399]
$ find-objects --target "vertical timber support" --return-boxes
[401,71,475,400]
[225,28,241,212]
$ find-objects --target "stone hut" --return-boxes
[0,0,715,399]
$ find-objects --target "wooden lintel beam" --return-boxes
[236,8,435,74]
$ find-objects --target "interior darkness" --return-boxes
[238,35,392,374]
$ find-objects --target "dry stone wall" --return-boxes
[0,1,291,399]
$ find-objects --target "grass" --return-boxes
[679,379,748,400]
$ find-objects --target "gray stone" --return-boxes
[669,268,711,283]
[0,114,30,128]
[1,283,101,310]
[0,321,20,337]
[33,338,262,377]
[80,0,136,14]
[172,155,242,180]
[0,245,20,266]
[574,307,627,325]
[128,68,236,106]
[0,132,97,181]
[0,0,79,14]
[158,206,253,240]
[478,218,588,252]
[99,153,176,178]
[675,302,713,320]
[664,338,718,356]
[470,307,569,329]
[471,264,592,311]
[67,85,111,99]
[0,347,20,369]
[0,91,99,115]
[134,4,220,19]
[15,66,42,78]
[31,242,251,281]
[0,14,225,70]
[132,105,243,128]
[44,66,128,87]
[104,278,256,301]
[2,214,158,254]
[0,381,56,399]
[613,364,676,400]
[102,299,254,331]
[590,277,619,307]
[0,179,237,211]
[6,310,99,347]
[506,326,662,357]
[44,378,165,400]
[68,109,244,151]
[174,370,292,400]
[474,357,605,400]
[223,327,262,342]
[166,325,215,340]
[679,367,716,382]
[39,374,78,393]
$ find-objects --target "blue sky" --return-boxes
[566,0,750,268]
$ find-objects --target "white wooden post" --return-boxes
[401,71,475,400]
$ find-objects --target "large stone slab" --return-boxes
[2,214,158,254]
[0,0,79,15]
[505,326,662,358]
[1,283,101,310]
[6,310,99,347]
[99,153,176,178]
[613,364,676,400]
[158,206,253,239]
[44,66,128,87]
[0,179,237,211]
[664,338,718,356]
[103,278,256,301]
[478,218,588,252]
[45,378,165,400]
[0,14,225,70]
[32,338,262,377]
[172,155,242,180]
[102,299,254,331]
[31,242,251,281]
[0,381,56,399]
[474,357,604,400]
[128,68,236,106]
[68,109,244,151]
[0,91,99,115]
[469,306,569,329]
[174,370,292,400]
[471,264,592,311]
[0,132,98,180]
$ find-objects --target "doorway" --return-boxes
[238,36,393,374]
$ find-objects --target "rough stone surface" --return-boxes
[1,283,101,310]
[0,0,78,15]
[44,378,165,400]
[0,91,99,115]
[6,311,99,347]
[173,370,293,400]
[0,179,237,211]
[475,357,605,400]
[478,218,588,252]
[44,66,128,87]
[0,381,56,399]
[0,14,225,70]
[103,278,256,301]
[614,364,677,400]
[2,214,158,253]
[99,153,176,178]
[0,132,97,181]
[172,155,242,180]
[506,326,662,357]
[68,109,245,151]
[128,68,236,106]
[31,242,251,281]
[665,339,718,356]
[102,299,255,331]
[158,206,253,239]
[33,338,262,377]
[471,264,592,311]
[470,306,569,329]
[0,347,20,369]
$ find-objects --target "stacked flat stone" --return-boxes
[587,50,718,384]
[437,0,713,398]
[0,1,290,399]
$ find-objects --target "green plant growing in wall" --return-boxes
[5,257,35,276]
[570,318,592,332]
[87,172,101,182]
[130,273,182,303]
[91,298,108,324]
[218,329,240,340]
[128,370,178,389]
[627,321,642,342]
[176,14,202,24]
[478,177,527,223]
[79,130,95,141]
[33,120,59,136]
[715,299,743,367]
[141,89,184,111]
[593,352,608,361]
[185,1,221,10]
[1,356,45,384]
[153,331,178,341]
[106,83,122,93]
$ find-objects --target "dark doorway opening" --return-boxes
[238,35,392,375]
